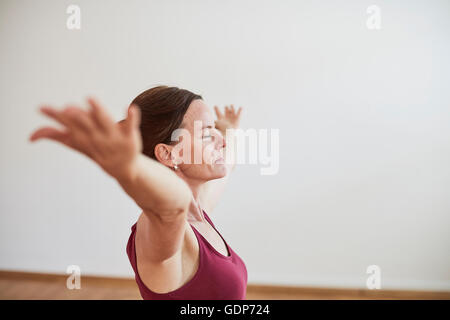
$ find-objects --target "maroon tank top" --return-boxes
[126,210,248,300]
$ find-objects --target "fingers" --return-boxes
[29,126,72,147]
[87,97,114,132]
[39,106,71,127]
[34,102,101,158]
[30,125,100,161]
[214,105,223,119]
[228,105,243,118]
[236,106,242,117]
[216,105,232,118]
[39,104,96,134]
[64,106,96,134]
[215,104,243,122]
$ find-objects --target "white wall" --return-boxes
[1,0,449,291]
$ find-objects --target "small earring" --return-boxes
[173,164,178,170]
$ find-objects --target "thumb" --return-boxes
[124,104,141,134]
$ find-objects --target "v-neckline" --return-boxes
[190,210,232,259]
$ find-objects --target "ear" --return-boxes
[154,143,177,168]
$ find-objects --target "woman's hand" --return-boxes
[29,97,142,181]
[213,104,243,135]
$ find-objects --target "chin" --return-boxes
[211,164,227,179]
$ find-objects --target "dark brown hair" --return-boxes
[130,85,202,160]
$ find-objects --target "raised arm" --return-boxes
[29,98,192,262]
[199,104,242,214]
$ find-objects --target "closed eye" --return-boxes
[203,135,213,140]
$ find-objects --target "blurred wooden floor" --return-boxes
[1,271,449,300]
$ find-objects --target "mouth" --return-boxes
[214,156,224,164]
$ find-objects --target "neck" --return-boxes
[184,178,206,223]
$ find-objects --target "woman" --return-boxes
[29,85,247,300]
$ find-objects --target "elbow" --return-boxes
[178,180,193,211]
[153,181,191,216]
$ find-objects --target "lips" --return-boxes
[214,156,224,164]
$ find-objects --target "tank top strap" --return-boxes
[202,210,215,228]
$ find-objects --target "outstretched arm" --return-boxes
[199,104,243,214]
[29,98,192,216]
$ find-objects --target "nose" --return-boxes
[216,130,226,149]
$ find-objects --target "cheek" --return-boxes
[196,141,215,163]
[187,138,206,163]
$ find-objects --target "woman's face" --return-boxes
[171,99,227,181]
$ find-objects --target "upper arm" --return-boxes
[135,207,189,263]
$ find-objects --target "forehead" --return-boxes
[182,99,214,129]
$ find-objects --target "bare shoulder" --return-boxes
[134,213,200,294]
